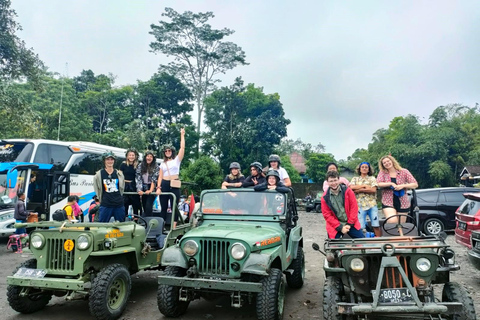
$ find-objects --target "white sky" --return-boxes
[12,0,480,160]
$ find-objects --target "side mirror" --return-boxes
[312,242,320,251]
[7,169,18,188]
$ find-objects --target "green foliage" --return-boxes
[280,155,301,183]
[202,78,290,173]
[149,7,248,152]
[305,153,336,183]
[181,156,223,195]
[275,137,325,159]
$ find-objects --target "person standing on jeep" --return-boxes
[93,151,125,222]
[120,148,142,217]
[321,170,364,239]
[322,162,350,192]
[221,162,245,189]
[268,154,292,187]
[242,161,266,187]
[136,151,159,217]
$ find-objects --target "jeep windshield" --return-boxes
[201,191,286,215]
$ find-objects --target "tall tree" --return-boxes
[181,156,223,195]
[203,78,290,173]
[275,137,325,159]
[305,153,336,183]
[149,7,248,153]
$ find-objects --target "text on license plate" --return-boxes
[458,222,467,231]
[14,267,47,278]
[379,288,412,303]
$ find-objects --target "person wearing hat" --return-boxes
[254,169,290,193]
[268,154,291,187]
[221,162,245,189]
[120,148,142,217]
[93,151,125,222]
[322,162,350,192]
[242,161,266,188]
[156,128,186,227]
[136,150,159,217]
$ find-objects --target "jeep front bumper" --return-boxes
[338,302,462,315]
[158,275,262,293]
[7,276,85,291]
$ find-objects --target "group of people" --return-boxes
[91,128,186,226]
[321,155,418,239]
[221,154,292,192]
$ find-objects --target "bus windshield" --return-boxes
[0,142,34,163]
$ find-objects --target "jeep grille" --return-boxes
[47,238,76,271]
[199,240,230,275]
[367,255,412,288]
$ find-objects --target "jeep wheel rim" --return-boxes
[108,278,126,310]
[427,221,441,234]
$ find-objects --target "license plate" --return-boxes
[475,241,480,250]
[378,288,413,303]
[458,221,467,231]
[13,267,47,278]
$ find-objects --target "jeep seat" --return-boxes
[144,217,165,249]
[379,218,418,236]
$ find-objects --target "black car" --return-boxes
[416,187,478,235]
[468,231,480,270]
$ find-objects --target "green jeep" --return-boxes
[157,188,304,320]
[6,195,192,320]
[313,214,476,320]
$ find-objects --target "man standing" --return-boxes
[14,191,29,234]
[93,151,125,222]
[321,171,364,239]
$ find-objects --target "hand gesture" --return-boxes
[252,177,258,185]
[180,128,185,136]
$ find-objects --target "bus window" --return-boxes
[0,142,34,163]
[34,144,72,171]
[70,153,103,175]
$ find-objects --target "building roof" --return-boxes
[290,152,306,174]
[460,165,480,178]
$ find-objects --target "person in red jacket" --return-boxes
[321,171,364,239]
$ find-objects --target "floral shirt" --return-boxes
[350,175,378,210]
[376,169,417,209]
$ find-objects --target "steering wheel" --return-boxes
[382,214,416,236]
[130,214,148,228]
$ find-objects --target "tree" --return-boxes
[181,156,223,195]
[149,7,248,153]
[202,78,290,173]
[305,153,336,183]
[275,138,325,159]
[280,155,302,183]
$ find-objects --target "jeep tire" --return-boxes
[323,276,345,320]
[157,266,190,317]
[256,268,285,320]
[89,263,132,320]
[442,281,476,320]
[315,204,321,213]
[7,259,52,314]
[286,247,305,289]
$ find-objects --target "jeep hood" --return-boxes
[184,222,283,248]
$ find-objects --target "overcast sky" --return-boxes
[12,0,480,160]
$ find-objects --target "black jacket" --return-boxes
[14,199,28,220]
[254,182,290,193]
[242,175,266,188]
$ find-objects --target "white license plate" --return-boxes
[458,221,467,231]
[378,288,412,303]
[13,267,47,278]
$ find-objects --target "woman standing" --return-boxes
[136,151,159,217]
[221,162,245,189]
[350,162,380,237]
[156,128,185,228]
[377,155,418,223]
[120,148,142,217]
[268,154,291,187]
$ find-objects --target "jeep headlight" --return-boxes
[416,258,432,272]
[31,234,45,249]
[77,234,91,250]
[350,258,365,272]
[183,240,198,256]
[231,243,246,260]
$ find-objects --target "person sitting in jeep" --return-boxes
[242,161,266,187]
[254,169,290,193]
[321,170,364,239]
[221,162,245,189]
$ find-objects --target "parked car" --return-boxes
[455,192,480,248]
[468,230,480,270]
[305,197,322,212]
[415,187,478,235]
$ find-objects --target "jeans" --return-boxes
[358,206,379,229]
[335,226,365,239]
[99,206,125,222]
[15,219,27,234]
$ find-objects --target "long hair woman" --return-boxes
[120,148,142,217]
[135,150,159,217]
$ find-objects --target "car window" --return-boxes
[443,192,464,202]
[458,199,480,216]
[417,191,439,203]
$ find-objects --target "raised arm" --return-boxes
[177,128,185,162]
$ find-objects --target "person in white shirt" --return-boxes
[268,154,291,187]
[156,128,185,228]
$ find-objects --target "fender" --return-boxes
[243,245,283,275]
[160,245,189,269]
[288,226,303,260]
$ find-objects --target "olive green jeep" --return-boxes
[157,188,304,320]
[313,214,476,320]
[6,194,192,320]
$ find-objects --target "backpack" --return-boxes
[52,209,68,221]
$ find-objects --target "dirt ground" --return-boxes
[0,210,479,320]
